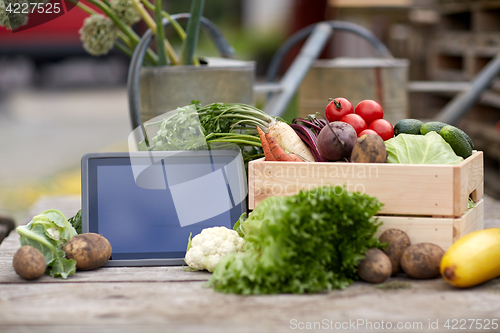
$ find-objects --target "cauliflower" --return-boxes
[46,227,61,241]
[184,226,244,273]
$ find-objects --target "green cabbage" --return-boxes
[207,186,383,294]
[385,132,463,165]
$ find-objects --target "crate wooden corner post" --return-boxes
[453,150,484,217]
[248,152,485,250]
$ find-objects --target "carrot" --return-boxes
[289,154,304,162]
[266,133,292,161]
[267,120,315,162]
[256,126,276,161]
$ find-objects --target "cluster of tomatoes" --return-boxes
[325,98,394,141]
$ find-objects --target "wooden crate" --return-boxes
[375,199,484,250]
[248,151,483,216]
[248,152,484,249]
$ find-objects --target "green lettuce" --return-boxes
[17,209,77,279]
[206,186,383,294]
[385,132,463,164]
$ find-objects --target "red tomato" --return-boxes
[369,119,394,141]
[358,129,380,138]
[340,113,367,135]
[355,100,384,125]
[325,97,354,122]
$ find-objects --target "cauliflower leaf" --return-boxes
[17,209,77,279]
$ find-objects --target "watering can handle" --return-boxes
[265,20,394,84]
[128,14,236,131]
[262,21,394,117]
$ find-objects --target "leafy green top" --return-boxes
[206,186,383,294]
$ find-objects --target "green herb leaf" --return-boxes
[68,210,82,235]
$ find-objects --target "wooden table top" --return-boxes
[1,195,500,333]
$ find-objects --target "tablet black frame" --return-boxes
[81,151,247,266]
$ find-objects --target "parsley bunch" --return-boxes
[146,102,270,162]
[207,186,383,294]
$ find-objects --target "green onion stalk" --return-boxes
[129,0,178,65]
[154,0,168,66]
[73,0,205,67]
[140,0,185,39]
[180,0,204,66]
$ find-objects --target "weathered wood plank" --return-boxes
[0,279,500,333]
[0,232,210,284]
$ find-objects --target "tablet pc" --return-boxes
[81,150,247,266]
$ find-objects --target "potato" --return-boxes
[401,243,444,279]
[379,229,411,275]
[63,233,112,271]
[13,245,47,280]
[350,134,387,163]
[357,248,392,284]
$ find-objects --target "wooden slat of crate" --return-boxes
[248,151,483,217]
[375,199,484,250]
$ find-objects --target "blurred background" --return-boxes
[1,0,500,223]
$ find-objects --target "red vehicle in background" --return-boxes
[0,1,89,59]
[0,1,129,88]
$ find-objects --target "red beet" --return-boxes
[317,121,357,161]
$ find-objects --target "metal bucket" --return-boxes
[139,58,255,124]
[298,57,409,125]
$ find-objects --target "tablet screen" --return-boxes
[85,152,246,262]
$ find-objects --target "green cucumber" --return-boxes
[420,121,448,135]
[439,125,473,159]
[394,119,424,136]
